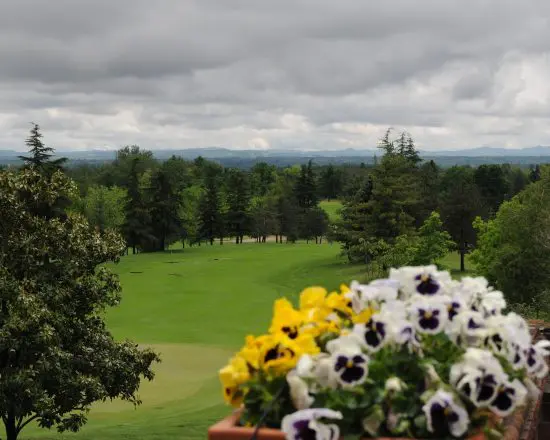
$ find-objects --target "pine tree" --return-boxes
[121,158,154,254]
[18,123,67,174]
[198,167,223,245]
[148,168,183,251]
[226,169,251,244]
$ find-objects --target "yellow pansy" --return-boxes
[325,291,353,317]
[339,284,351,295]
[299,286,328,310]
[259,332,320,375]
[219,356,250,407]
[269,298,303,339]
[352,306,377,324]
[301,319,341,339]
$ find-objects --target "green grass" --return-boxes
[319,199,343,222]
[24,242,364,440]
[23,243,471,440]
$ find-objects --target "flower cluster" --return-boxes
[219,266,550,439]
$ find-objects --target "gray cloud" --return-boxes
[1,0,550,151]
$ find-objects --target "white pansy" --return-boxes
[287,371,314,410]
[281,408,342,440]
[489,379,528,417]
[408,296,448,334]
[525,340,550,378]
[446,310,486,347]
[422,390,469,438]
[389,265,452,299]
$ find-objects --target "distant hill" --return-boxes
[2,146,550,168]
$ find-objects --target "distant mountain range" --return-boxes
[2,146,550,169]
[3,146,550,161]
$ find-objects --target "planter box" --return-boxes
[207,410,486,440]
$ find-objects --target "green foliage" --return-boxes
[81,185,126,232]
[198,165,224,245]
[0,169,159,440]
[412,211,454,265]
[471,167,550,303]
[319,165,343,200]
[439,166,483,271]
[147,168,183,251]
[474,165,508,217]
[225,169,252,243]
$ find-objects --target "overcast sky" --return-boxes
[1,0,550,151]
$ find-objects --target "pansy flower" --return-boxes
[287,370,315,410]
[410,298,448,334]
[299,287,328,310]
[259,332,320,375]
[450,348,507,407]
[281,408,342,440]
[422,390,469,438]
[525,340,550,378]
[389,265,452,299]
[446,310,486,347]
[445,295,465,321]
[269,298,303,339]
[296,353,337,390]
[218,356,250,407]
[331,351,369,388]
[489,379,527,417]
[353,315,389,352]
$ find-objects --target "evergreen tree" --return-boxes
[295,160,317,209]
[529,164,541,183]
[474,164,508,217]
[121,158,154,254]
[18,123,67,174]
[148,168,183,251]
[417,160,440,226]
[226,169,251,244]
[319,165,343,200]
[438,166,483,272]
[198,166,223,245]
[412,211,454,265]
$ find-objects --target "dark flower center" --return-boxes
[292,419,317,440]
[492,386,515,412]
[418,309,440,330]
[415,274,440,295]
[282,326,299,339]
[429,402,454,435]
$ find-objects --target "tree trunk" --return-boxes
[315,237,318,244]
[132,245,136,255]
[210,238,214,245]
[262,236,266,243]
[275,235,279,243]
[5,413,17,440]
[235,236,239,244]
[220,237,224,245]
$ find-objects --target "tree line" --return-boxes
[332,129,537,274]
[7,125,540,260]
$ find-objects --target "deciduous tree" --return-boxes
[0,169,159,440]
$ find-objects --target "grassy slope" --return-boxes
[25,243,364,440]
[319,199,343,222]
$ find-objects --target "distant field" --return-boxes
[25,242,471,440]
[319,199,343,221]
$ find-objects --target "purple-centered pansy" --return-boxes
[281,408,342,440]
[422,390,469,438]
[353,316,388,352]
[489,379,527,417]
[410,299,448,334]
[332,352,369,387]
